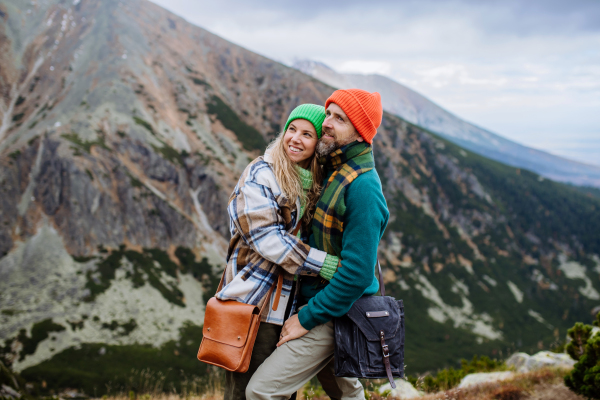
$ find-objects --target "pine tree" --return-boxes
[565,315,600,398]
[566,322,593,361]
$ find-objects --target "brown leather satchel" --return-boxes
[197,271,283,372]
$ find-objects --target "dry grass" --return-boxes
[415,368,584,400]
[95,368,583,400]
[100,395,222,400]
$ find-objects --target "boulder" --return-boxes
[505,352,530,371]
[378,379,422,399]
[458,371,515,388]
[58,389,88,399]
[506,351,575,373]
[0,384,21,399]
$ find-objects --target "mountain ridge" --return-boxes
[293,60,600,188]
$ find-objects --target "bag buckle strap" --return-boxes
[382,345,390,358]
[380,330,396,388]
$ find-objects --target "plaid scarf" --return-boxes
[312,141,374,257]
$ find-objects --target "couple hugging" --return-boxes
[218,89,389,400]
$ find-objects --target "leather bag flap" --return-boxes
[346,296,401,341]
[202,297,259,348]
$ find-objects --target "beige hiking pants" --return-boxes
[245,320,364,400]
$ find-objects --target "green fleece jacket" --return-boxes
[298,142,389,330]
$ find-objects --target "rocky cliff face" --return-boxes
[1,0,599,394]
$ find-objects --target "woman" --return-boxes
[217,104,339,400]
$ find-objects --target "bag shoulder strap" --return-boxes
[377,258,396,388]
[377,258,385,297]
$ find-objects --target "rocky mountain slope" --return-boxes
[293,60,600,188]
[1,0,599,394]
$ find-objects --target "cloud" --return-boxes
[338,61,392,75]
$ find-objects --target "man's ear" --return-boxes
[354,127,363,142]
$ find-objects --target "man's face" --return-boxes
[317,103,363,157]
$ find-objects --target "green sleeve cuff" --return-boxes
[319,255,339,281]
[298,306,318,331]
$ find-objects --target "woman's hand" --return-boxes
[277,314,308,347]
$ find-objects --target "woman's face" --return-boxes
[284,119,318,169]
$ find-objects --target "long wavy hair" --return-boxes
[267,129,323,227]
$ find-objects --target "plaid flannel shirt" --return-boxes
[216,152,328,325]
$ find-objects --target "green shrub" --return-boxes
[19,322,212,396]
[565,313,600,398]
[133,116,156,136]
[566,323,593,361]
[84,246,185,306]
[408,355,506,392]
[62,132,110,153]
[206,95,266,151]
[151,143,185,167]
[190,77,210,87]
[175,247,220,304]
[17,319,66,361]
[12,112,25,122]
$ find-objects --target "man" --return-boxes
[246,89,389,400]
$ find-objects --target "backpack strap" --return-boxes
[380,330,396,388]
[377,258,385,297]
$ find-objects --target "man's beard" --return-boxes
[316,132,358,157]
[316,139,337,158]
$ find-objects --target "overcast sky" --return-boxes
[150,0,600,167]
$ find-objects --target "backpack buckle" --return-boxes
[382,345,390,358]
[380,330,390,357]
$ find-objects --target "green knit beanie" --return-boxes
[283,104,326,139]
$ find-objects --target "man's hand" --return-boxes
[277,314,308,347]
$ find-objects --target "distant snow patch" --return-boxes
[414,272,502,340]
[559,255,600,300]
[450,275,469,296]
[483,275,497,287]
[398,279,410,291]
[528,309,553,330]
[531,269,558,290]
[507,281,523,303]
[592,255,600,274]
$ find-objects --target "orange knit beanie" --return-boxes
[325,89,383,144]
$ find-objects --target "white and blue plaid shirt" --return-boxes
[216,152,328,325]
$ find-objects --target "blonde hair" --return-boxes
[267,130,323,226]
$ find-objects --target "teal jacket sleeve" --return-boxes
[298,170,389,330]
